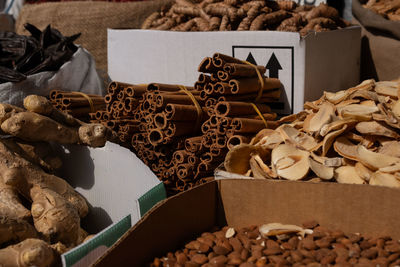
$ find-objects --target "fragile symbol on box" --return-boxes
[232,46,294,115]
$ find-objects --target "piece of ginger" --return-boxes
[30,187,81,246]
[0,238,56,267]
[0,140,88,218]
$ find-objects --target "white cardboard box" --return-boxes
[108,27,361,115]
[54,142,166,267]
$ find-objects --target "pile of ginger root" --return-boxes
[0,95,114,267]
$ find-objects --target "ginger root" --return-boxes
[0,103,24,124]
[30,187,81,246]
[0,238,56,267]
[0,140,89,218]
[1,112,80,144]
[23,95,80,127]
[2,138,62,173]
[0,216,38,246]
[0,181,31,220]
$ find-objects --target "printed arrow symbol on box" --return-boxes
[246,52,258,65]
[266,52,282,78]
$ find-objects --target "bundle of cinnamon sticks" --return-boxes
[91,53,282,195]
[49,90,106,122]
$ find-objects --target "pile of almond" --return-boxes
[150,222,400,266]
[224,79,400,188]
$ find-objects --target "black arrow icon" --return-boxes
[266,52,282,78]
[246,52,258,65]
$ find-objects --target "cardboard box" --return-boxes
[53,142,166,267]
[108,27,361,115]
[94,179,400,266]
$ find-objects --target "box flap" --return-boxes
[95,179,400,266]
[62,215,132,267]
[138,182,167,216]
[93,181,219,267]
[218,179,400,239]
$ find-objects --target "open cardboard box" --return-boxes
[108,26,360,115]
[52,142,166,267]
[93,179,400,266]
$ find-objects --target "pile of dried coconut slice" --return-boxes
[224,79,400,188]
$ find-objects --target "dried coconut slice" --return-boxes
[310,152,343,167]
[256,131,284,149]
[254,154,277,178]
[355,121,400,139]
[379,163,400,173]
[320,119,356,136]
[375,81,399,98]
[321,125,347,156]
[303,103,335,133]
[309,158,334,180]
[360,100,376,106]
[250,129,276,145]
[378,141,400,158]
[271,144,310,181]
[369,172,400,188]
[324,90,350,105]
[349,90,379,102]
[259,223,312,238]
[334,166,365,184]
[333,137,359,161]
[338,104,379,120]
[335,99,361,108]
[250,156,269,179]
[278,124,318,151]
[355,162,373,182]
[392,101,400,118]
[357,145,400,170]
[224,144,262,174]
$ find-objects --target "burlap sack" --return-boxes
[15,0,169,71]
[352,0,400,81]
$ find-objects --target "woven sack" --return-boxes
[352,0,400,81]
[16,0,169,71]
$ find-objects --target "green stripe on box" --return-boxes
[138,182,166,216]
[63,215,131,267]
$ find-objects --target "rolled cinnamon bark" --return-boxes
[229,77,282,95]
[217,88,281,101]
[62,97,105,108]
[173,150,190,164]
[66,104,106,117]
[185,136,203,153]
[213,82,231,94]
[148,128,164,146]
[198,73,212,84]
[165,104,207,121]
[223,63,267,77]
[212,53,244,68]
[217,71,230,82]
[198,57,219,73]
[154,113,168,129]
[124,98,139,112]
[177,163,194,181]
[215,101,271,117]
[188,154,200,166]
[167,121,199,137]
[108,81,133,94]
[156,94,204,108]
[204,83,214,95]
[227,135,251,150]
